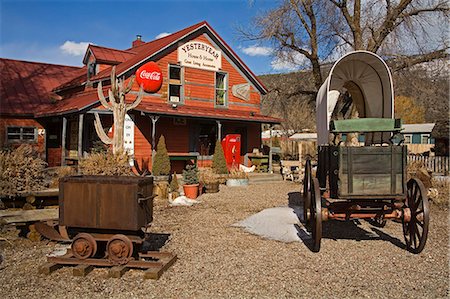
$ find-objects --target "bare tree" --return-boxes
[241,0,448,87]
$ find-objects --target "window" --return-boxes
[215,72,227,107]
[7,127,37,143]
[168,65,182,103]
[421,134,430,144]
[403,134,412,144]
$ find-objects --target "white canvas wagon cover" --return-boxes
[316,51,394,144]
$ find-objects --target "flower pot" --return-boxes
[226,178,249,187]
[153,175,170,200]
[183,184,199,199]
[204,182,220,193]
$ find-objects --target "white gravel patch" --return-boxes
[234,206,305,243]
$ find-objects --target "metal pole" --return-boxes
[216,120,222,141]
[78,114,84,160]
[269,125,273,173]
[61,116,67,166]
[150,115,159,166]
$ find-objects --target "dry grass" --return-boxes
[79,151,132,176]
[430,178,449,208]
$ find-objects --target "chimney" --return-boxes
[132,35,144,48]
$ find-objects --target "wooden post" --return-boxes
[61,116,67,166]
[298,142,302,165]
[216,120,222,141]
[269,125,273,173]
[150,115,160,166]
[78,114,84,160]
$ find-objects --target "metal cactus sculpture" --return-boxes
[94,66,143,154]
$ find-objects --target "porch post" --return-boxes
[61,116,67,166]
[216,120,222,141]
[78,114,84,160]
[150,115,160,166]
[269,125,273,173]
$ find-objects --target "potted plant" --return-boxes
[169,172,180,200]
[200,168,220,193]
[226,168,249,187]
[182,164,199,199]
[152,135,171,199]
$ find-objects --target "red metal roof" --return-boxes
[84,45,136,65]
[35,91,281,123]
[0,58,83,116]
[135,101,281,124]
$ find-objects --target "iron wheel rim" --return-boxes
[310,178,322,252]
[402,178,429,254]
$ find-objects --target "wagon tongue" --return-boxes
[35,222,70,242]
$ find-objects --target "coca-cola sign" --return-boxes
[135,61,163,93]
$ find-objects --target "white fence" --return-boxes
[408,155,449,174]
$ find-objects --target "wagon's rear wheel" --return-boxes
[303,159,312,225]
[107,234,134,264]
[72,233,97,260]
[403,178,429,254]
[309,178,322,252]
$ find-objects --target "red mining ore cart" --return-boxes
[304,51,430,253]
[37,176,176,279]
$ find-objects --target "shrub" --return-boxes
[152,135,171,176]
[228,168,248,179]
[49,166,77,188]
[430,178,449,208]
[0,145,47,198]
[182,165,199,185]
[169,172,179,192]
[79,150,132,176]
[212,142,228,174]
[199,168,220,184]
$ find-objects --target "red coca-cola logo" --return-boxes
[135,61,163,93]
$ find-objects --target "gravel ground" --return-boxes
[0,181,448,299]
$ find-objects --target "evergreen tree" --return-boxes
[169,172,179,192]
[152,135,171,176]
[212,141,228,174]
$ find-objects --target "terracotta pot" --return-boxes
[183,184,199,199]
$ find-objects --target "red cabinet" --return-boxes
[221,134,241,170]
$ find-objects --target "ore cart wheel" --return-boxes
[402,178,430,254]
[310,178,322,252]
[72,233,97,260]
[107,234,134,264]
[303,159,312,226]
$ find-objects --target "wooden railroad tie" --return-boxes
[40,251,177,280]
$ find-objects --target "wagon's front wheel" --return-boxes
[310,178,322,252]
[303,159,312,226]
[403,178,429,254]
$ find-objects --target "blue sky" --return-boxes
[0,0,296,74]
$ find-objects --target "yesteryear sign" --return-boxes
[135,61,163,93]
[178,41,222,71]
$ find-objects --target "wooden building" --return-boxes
[1,21,280,172]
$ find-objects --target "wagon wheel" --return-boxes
[303,159,312,225]
[71,233,97,260]
[402,178,430,254]
[309,178,322,252]
[107,234,134,264]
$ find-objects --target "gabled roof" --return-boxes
[402,123,435,134]
[83,44,136,65]
[58,21,267,94]
[0,58,83,116]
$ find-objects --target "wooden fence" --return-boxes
[408,155,449,174]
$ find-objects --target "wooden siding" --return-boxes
[127,34,261,113]
[0,117,45,159]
